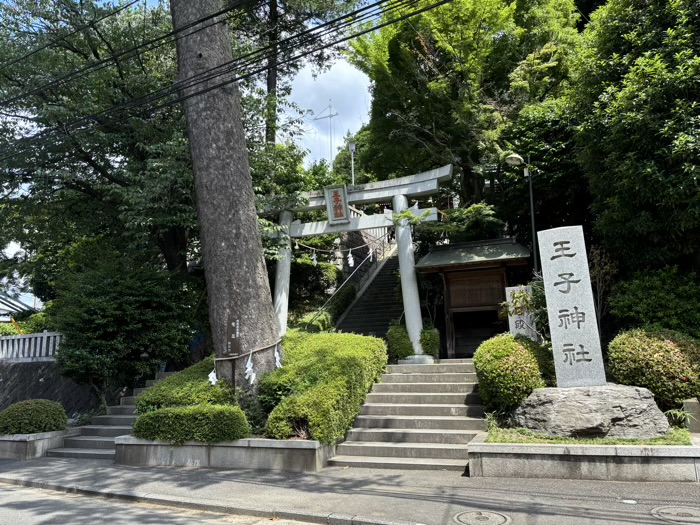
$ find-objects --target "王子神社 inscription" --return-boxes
[537,226,606,388]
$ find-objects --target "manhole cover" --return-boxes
[454,511,511,525]
[652,506,700,523]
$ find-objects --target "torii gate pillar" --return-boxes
[273,210,293,336]
[393,194,430,362]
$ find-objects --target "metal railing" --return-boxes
[0,331,61,362]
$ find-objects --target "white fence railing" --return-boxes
[0,331,62,362]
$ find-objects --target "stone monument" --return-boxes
[514,226,669,439]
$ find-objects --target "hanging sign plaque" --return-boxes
[324,185,351,225]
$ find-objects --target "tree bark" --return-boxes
[265,0,279,144]
[169,0,279,379]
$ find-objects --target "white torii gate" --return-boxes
[263,164,453,364]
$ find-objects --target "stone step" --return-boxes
[47,448,116,460]
[365,392,481,405]
[79,425,133,437]
[361,404,484,417]
[92,415,138,426]
[63,436,116,450]
[145,379,158,387]
[353,415,487,431]
[133,387,149,396]
[156,371,177,380]
[120,396,137,406]
[336,441,470,460]
[372,382,478,394]
[346,428,478,444]
[107,405,137,416]
[380,372,475,383]
[387,364,473,374]
[328,456,467,471]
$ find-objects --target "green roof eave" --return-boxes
[415,238,530,270]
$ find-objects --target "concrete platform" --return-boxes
[469,432,700,482]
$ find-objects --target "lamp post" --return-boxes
[348,139,356,186]
[505,153,538,273]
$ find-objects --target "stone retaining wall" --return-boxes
[0,361,98,417]
[115,436,335,472]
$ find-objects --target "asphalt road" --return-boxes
[0,484,312,525]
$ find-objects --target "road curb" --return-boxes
[0,475,421,525]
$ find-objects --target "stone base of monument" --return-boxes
[468,432,700,482]
[115,436,334,472]
[513,384,670,439]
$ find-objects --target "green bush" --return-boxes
[610,267,700,339]
[260,331,387,444]
[289,259,341,306]
[132,404,250,444]
[474,334,546,412]
[520,338,556,387]
[0,324,19,336]
[386,322,413,362]
[607,329,700,410]
[299,311,333,333]
[19,312,49,334]
[135,356,236,413]
[420,328,440,359]
[0,400,67,435]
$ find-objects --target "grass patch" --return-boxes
[486,426,692,446]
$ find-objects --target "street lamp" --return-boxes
[348,140,356,186]
[505,153,538,273]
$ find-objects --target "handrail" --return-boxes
[304,251,374,330]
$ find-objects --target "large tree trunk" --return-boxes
[265,0,279,144]
[169,0,279,380]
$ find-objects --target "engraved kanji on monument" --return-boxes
[537,226,607,387]
[505,286,538,342]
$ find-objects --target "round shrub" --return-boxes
[132,404,251,444]
[386,322,413,362]
[474,334,545,412]
[419,328,440,358]
[0,400,67,435]
[607,329,700,410]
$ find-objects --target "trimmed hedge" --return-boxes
[299,311,333,333]
[420,328,440,359]
[386,322,413,362]
[608,329,700,410]
[0,400,67,435]
[474,334,546,412]
[132,404,250,444]
[260,331,387,444]
[135,356,236,413]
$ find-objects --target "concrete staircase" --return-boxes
[329,360,486,471]
[47,372,175,460]
[336,254,402,337]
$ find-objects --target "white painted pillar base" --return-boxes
[392,194,431,361]
[273,210,293,337]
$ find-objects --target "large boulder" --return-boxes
[513,384,670,439]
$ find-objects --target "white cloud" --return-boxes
[290,60,371,167]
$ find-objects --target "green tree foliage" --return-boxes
[609,267,700,340]
[573,0,700,268]
[49,242,196,405]
[415,203,506,247]
[349,0,579,202]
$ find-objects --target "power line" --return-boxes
[0,0,263,108]
[0,0,140,71]
[0,0,450,162]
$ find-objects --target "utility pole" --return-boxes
[313,99,339,163]
[170,0,279,385]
